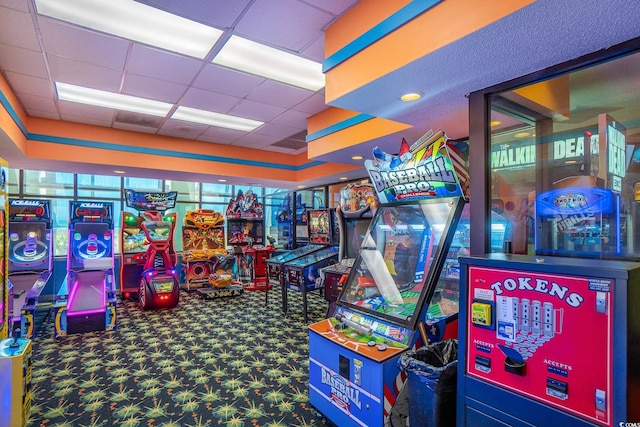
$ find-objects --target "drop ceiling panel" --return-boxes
[0,43,48,78]
[179,87,241,113]
[0,7,41,51]
[19,93,57,113]
[192,64,265,98]
[134,0,251,29]
[232,132,281,149]
[197,126,246,144]
[228,99,286,122]
[114,121,160,134]
[271,109,310,128]
[158,119,208,139]
[292,91,327,114]
[304,0,357,15]
[62,114,113,128]
[5,72,52,97]
[58,100,115,121]
[247,80,314,109]
[126,44,203,85]
[122,73,187,103]
[253,122,300,139]
[235,0,331,54]
[38,18,129,70]
[0,0,29,12]
[25,108,58,120]
[47,55,123,91]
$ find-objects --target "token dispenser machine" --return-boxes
[309,130,470,427]
[457,254,640,426]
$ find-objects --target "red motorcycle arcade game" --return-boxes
[7,199,54,339]
[309,129,470,427]
[54,201,116,339]
[122,189,179,310]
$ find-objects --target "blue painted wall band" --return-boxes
[306,113,374,142]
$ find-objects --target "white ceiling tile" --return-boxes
[113,121,159,134]
[6,72,53,97]
[233,132,281,149]
[304,0,358,16]
[179,87,241,113]
[123,73,187,103]
[17,93,57,112]
[271,109,310,128]
[135,0,252,29]
[228,99,286,122]
[259,145,296,154]
[0,7,40,50]
[48,55,123,91]
[158,118,208,139]
[247,80,314,109]
[58,100,116,121]
[0,43,48,77]
[236,0,332,52]
[0,0,30,12]
[24,108,60,120]
[253,122,300,139]
[126,44,203,85]
[61,114,113,128]
[38,17,129,70]
[192,64,264,98]
[197,127,245,144]
[292,91,327,114]
[301,34,325,63]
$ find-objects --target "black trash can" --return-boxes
[398,339,458,426]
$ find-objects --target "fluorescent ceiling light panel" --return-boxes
[172,106,264,131]
[213,35,325,91]
[35,0,222,59]
[56,82,173,116]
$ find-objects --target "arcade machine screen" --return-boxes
[338,202,447,325]
[308,209,332,244]
[227,220,263,245]
[122,227,149,253]
[9,223,49,268]
[343,219,370,260]
[145,223,172,242]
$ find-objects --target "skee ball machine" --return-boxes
[53,201,116,339]
[309,130,470,427]
[7,199,54,339]
[457,254,640,426]
[121,189,179,310]
[0,159,8,339]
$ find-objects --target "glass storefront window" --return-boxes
[24,171,73,197]
[123,177,162,191]
[77,174,121,198]
[489,51,640,260]
[166,180,200,202]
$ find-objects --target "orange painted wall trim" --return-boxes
[325,0,535,103]
[307,107,362,135]
[308,116,411,158]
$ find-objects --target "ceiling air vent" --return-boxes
[115,112,163,128]
[270,130,308,150]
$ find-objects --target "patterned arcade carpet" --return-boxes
[26,287,331,427]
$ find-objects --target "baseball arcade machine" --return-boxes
[309,129,470,427]
[181,209,242,299]
[53,201,116,339]
[121,189,179,310]
[7,199,54,339]
[282,208,339,322]
[321,183,378,317]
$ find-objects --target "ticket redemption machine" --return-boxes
[457,254,640,426]
[321,183,378,317]
[121,189,179,310]
[182,209,242,299]
[309,130,470,427]
[54,201,116,339]
[7,199,54,339]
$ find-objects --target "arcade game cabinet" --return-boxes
[0,158,8,339]
[53,201,116,339]
[309,130,470,427]
[121,189,179,310]
[0,330,32,427]
[321,183,378,317]
[182,209,242,299]
[7,199,54,339]
[283,208,339,322]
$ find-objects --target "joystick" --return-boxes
[9,328,20,348]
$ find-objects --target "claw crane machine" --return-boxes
[309,130,471,427]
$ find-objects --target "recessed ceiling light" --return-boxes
[490,120,501,127]
[339,177,348,181]
[400,92,422,102]
[172,106,264,131]
[297,185,305,189]
[35,0,222,59]
[113,170,126,174]
[351,155,364,160]
[213,35,325,91]
[56,82,173,116]
[218,179,227,183]
[514,132,530,138]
